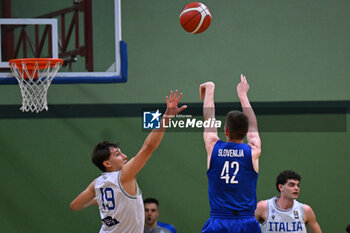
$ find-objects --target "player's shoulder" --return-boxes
[158,222,176,233]
[257,199,268,210]
[87,178,97,190]
[96,171,120,184]
[302,203,317,223]
[248,141,261,156]
[204,132,220,144]
[257,196,277,211]
[303,203,314,215]
[255,199,268,222]
[156,225,172,233]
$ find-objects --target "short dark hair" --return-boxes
[144,198,159,206]
[276,170,301,192]
[92,141,119,172]
[346,224,350,233]
[225,110,249,140]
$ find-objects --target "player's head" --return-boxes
[92,141,127,172]
[346,224,350,233]
[276,170,302,199]
[224,110,249,140]
[144,198,160,228]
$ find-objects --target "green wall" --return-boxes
[1,0,350,232]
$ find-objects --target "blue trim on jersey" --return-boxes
[116,171,140,199]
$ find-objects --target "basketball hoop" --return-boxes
[9,58,64,113]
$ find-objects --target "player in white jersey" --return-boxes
[70,90,187,233]
[260,196,307,232]
[255,170,322,233]
[94,171,144,233]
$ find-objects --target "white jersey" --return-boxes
[260,196,307,233]
[95,171,144,233]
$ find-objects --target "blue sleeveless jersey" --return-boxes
[207,140,258,217]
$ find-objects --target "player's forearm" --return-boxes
[72,198,96,210]
[203,86,215,121]
[70,185,95,211]
[239,93,258,130]
[142,113,171,152]
[122,126,166,179]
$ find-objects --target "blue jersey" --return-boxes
[207,140,258,217]
[158,222,177,233]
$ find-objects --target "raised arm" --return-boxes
[200,82,220,169]
[237,74,261,172]
[120,90,187,195]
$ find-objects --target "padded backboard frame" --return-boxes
[0,0,126,84]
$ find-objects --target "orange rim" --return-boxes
[9,58,64,70]
[9,58,64,79]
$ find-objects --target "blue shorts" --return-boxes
[201,216,261,233]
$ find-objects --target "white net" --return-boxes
[9,60,62,113]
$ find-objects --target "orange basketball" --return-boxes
[179,2,212,34]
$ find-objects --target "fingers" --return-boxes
[166,90,186,114]
[179,105,188,112]
[166,90,175,103]
[173,90,178,100]
[240,73,247,83]
[176,92,183,103]
[240,74,247,82]
[167,90,183,102]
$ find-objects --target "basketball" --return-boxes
[179,2,212,34]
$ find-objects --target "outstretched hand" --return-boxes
[165,90,187,116]
[237,74,250,97]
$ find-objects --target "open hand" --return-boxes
[165,90,187,116]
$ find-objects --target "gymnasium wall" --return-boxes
[1,0,349,232]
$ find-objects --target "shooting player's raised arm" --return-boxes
[200,82,219,169]
[237,74,261,172]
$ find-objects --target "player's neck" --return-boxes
[105,167,121,172]
[225,135,243,143]
[145,221,158,229]
[276,196,294,210]
[227,138,244,143]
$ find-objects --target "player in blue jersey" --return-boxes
[200,74,261,233]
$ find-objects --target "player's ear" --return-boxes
[103,160,112,169]
[278,184,283,192]
[224,127,229,137]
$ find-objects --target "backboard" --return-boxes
[0,0,126,84]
